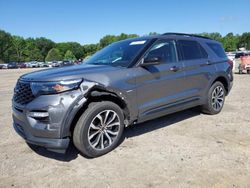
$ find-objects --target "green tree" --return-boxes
[148,32,159,35]
[4,27,250,63]
[221,33,239,51]
[64,50,76,60]
[199,32,222,42]
[99,35,117,48]
[45,48,62,61]
[82,44,99,57]
[238,32,250,49]
[99,33,139,48]
[209,32,222,42]
[117,33,138,40]
[23,38,43,61]
[11,36,26,62]
[56,42,83,59]
[0,30,12,63]
[35,37,55,61]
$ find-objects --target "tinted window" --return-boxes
[207,43,227,58]
[145,40,177,63]
[179,40,208,60]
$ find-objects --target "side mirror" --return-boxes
[141,57,161,66]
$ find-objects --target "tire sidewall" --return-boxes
[75,102,124,157]
[207,82,226,114]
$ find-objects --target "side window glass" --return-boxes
[206,42,227,58]
[145,40,177,63]
[179,40,208,60]
[199,45,208,58]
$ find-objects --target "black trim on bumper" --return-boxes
[14,122,70,153]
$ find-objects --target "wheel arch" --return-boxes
[211,76,229,94]
[68,88,131,137]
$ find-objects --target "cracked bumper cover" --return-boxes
[12,89,86,153]
[13,121,70,152]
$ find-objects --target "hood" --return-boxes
[20,64,123,82]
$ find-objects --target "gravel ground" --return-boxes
[0,68,249,188]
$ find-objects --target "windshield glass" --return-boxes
[85,39,149,67]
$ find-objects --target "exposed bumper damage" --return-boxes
[12,89,83,153]
[12,79,136,153]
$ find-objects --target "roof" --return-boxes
[119,32,217,44]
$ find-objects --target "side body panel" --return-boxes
[176,39,217,102]
[134,39,201,122]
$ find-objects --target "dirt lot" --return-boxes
[0,68,249,188]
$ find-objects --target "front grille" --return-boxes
[14,80,35,105]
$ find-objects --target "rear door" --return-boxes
[135,39,186,120]
[177,39,215,100]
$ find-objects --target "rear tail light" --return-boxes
[227,59,233,70]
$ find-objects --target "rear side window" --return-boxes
[178,40,208,60]
[206,42,227,58]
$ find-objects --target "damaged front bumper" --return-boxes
[13,122,70,153]
[12,89,86,153]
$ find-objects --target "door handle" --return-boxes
[206,60,212,65]
[170,66,179,72]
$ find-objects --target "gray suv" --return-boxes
[12,33,233,158]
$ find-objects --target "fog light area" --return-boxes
[28,111,49,118]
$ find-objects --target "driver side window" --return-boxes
[145,40,177,63]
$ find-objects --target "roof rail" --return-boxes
[162,33,212,40]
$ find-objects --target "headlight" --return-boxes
[31,79,82,96]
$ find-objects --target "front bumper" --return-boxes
[13,122,69,153]
[12,89,86,153]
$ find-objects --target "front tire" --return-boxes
[202,81,226,115]
[73,101,124,158]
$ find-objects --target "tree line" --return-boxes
[0,29,250,64]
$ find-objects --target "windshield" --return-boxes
[85,39,149,67]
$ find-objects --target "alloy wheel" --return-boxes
[87,110,121,150]
[211,86,224,111]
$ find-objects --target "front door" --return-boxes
[135,39,186,120]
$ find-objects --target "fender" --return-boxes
[60,81,138,138]
[60,95,87,138]
[203,71,231,101]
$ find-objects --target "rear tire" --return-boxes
[202,81,226,115]
[73,101,124,158]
